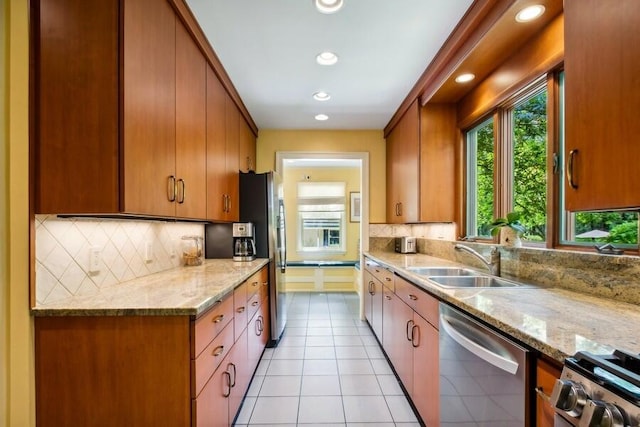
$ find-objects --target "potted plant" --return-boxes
[489,211,526,247]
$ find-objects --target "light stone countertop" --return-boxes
[365,251,640,363]
[32,259,270,317]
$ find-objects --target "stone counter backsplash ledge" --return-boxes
[369,236,640,305]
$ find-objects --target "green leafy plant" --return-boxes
[489,211,526,237]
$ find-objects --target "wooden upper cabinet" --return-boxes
[225,95,240,221]
[122,0,176,217]
[564,0,640,211]
[35,0,120,214]
[206,65,228,221]
[420,104,456,222]
[386,100,420,223]
[239,118,257,173]
[385,100,456,223]
[175,19,207,220]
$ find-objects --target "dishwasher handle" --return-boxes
[440,313,519,375]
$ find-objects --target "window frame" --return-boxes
[296,181,347,254]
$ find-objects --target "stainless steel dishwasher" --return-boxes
[439,303,530,426]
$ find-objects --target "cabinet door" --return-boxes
[363,270,374,326]
[536,359,561,427]
[35,0,120,214]
[228,330,249,425]
[382,285,395,356]
[371,278,383,341]
[239,118,257,173]
[247,305,266,374]
[122,0,176,216]
[412,313,439,427]
[420,104,456,222]
[564,0,640,210]
[175,18,207,220]
[225,94,241,221]
[206,65,228,221]
[386,100,420,223]
[395,300,414,396]
[193,355,231,427]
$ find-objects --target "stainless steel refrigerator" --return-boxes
[240,171,287,346]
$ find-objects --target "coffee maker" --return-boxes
[232,222,256,261]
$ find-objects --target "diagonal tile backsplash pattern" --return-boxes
[35,215,204,304]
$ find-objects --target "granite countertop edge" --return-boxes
[31,258,270,318]
[364,251,640,364]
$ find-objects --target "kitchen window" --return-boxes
[297,182,346,253]
[465,81,548,243]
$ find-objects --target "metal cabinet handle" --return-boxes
[398,202,403,216]
[236,306,246,313]
[411,324,420,348]
[226,195,231,213]
[262,281,268,287]
[257,315,264,332]
[368,280,375,295]
[176,178,185,204]
[212,345,225,357]
[251,281,259,288]
[222,194,227,213]
[567,149,578,189]
[535,386,551,403]
[385,277,392,282]
[251,301,259,307]
[222,371,232,397]
[409,294,418,301]
[406,319,414,341]
[167,176,177,202]
[385,295,392,300]
[229,363,237,387]
[212,314,225,323]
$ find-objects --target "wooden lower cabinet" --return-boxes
[35,267,270,427]
[411,312,439,427]
[536,358,561,427]
[363,269,383,341]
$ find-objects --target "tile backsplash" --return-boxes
[35,215,203,304]
[369,223,456,240]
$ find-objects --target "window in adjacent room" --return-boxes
[297,181,346,252]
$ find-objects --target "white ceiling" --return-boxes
[186,0,474,130]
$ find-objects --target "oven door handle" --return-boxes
[440,314,519,375]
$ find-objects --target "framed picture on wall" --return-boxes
[350,192,361,223]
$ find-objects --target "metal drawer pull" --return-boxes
[229,363,237,387]
[252,301,259,307]
[177,178,185,204]
[409,294,418,301]
[212,314,225,323]
[411,324,420,348]
[385,295,392,300]
[567,149,578,189]
[406,319,414,341]
[262,282,268,286]
[167,175,176,202]
[535,387,551,402]
[212,345,225,357]
[236,306,246,313]
[385,277,391,282]
[222,371,231,397]
[252,281,259,287]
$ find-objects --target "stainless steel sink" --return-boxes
[406,267,479,277]
[427,275,528,288]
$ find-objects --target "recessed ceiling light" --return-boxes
[455,73,475,83]
[314,0,344,14]
[315,114,329,121]
[313,91,331,101]
[515,5,545,22]
[316,51,338,66]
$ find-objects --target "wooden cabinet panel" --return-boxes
[234,281,249,341]
[395,275,439,328]
[239,117,257,173]
[420,104,456,222]
[365,261,394,291]
[536,358,561,427]
[35,316,191,426]
[248,302,268,373]
[175,19,207,220]
[193,355,231,427]
[364,268,384,342]
[564,0,640,210]
[122,0,176,216]
[386,100,420,223]
[412,313,439,427]
[228,329,249,425]
[194,295,234,358]
[395,299,415,395]
[206,65,228,221]
[193,321,235,397]
[225,94,241,220]
[35,0,120,214]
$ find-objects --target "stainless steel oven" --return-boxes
[439,303,530,426]
[550,350,640,426]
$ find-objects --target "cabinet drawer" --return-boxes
[395,276,439,328]
[233,281,248,342]
[365,260,394,291]
[194,295,233,358]
[247,291,261,321]
[246,267,267,299]
[193,320,234,398]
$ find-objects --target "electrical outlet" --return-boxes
[89,247,101,273]
[144,241,153,263]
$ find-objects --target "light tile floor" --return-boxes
[234,292,422,427]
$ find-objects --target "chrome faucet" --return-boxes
[454,244,501,276]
